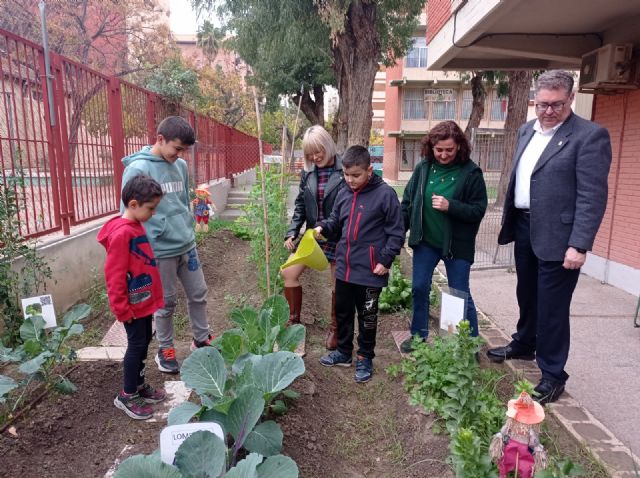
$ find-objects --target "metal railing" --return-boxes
[0,28,270,239]
[469,128,516,270]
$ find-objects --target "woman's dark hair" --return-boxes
[420,120,472,164]
[122,175,163,207]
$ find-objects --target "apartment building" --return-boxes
[380,6,539,181]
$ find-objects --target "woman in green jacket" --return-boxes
[400,121,488,353]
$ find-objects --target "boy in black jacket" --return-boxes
[314,145,404,383]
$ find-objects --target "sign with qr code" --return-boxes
[21,294,57,328]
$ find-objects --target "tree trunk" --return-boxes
[331,1,379,151]
[292,86,325,126]
[332,64,349,152]
[464,72,486,138]
[495,70,534,208]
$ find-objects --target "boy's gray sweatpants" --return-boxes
[154,248,209,348]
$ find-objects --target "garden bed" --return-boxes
[0,228,609,477]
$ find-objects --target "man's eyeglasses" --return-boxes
[535,102,566,113]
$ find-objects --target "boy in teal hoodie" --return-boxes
[121,116,211,374]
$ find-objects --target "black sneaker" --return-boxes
[155,347,180,374]
[354,357,373,383]
[319,350,353,367]
[190,334,214,352]
[114,392,153,420]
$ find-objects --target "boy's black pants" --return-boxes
[123,315,153,394]
[335,279,381,360]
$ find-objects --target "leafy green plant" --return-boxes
[430,283,440,308]
[398,321,504,441]
[534,458,585,478]
[115,345,304,477]
[228,220,252,240]
[0,173,53,346]
[116,440,297,478]
[242,168,289,295]
[0,304,91,419]
[450,428,498,478]
[213,295,305,366]
[379,261,412,313]
[390,321,505,476]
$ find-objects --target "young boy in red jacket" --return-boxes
[97,175,166,420]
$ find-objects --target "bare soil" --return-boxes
[0,228,606,477]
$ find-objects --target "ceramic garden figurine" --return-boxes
[192,186,216,232]
[489,391,548,478]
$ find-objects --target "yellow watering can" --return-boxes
[280,229,329,271]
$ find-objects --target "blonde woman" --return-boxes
[282,125,345,350]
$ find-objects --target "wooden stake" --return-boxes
[288,87,304,172]
[252,86,271,295]
[279,100,288,192]
[514,450,519,478]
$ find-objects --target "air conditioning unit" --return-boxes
[579,44,637,91]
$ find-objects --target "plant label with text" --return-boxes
[160,422,224,465]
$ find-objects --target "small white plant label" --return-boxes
[21,294,57,328]
[160,422,224,465]
[439,287,467,335]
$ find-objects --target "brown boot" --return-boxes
[325,291,337,350]
[283,286,302,326]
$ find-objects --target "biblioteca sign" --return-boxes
[424,88,455,101]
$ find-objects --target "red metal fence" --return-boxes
[0,28,270,239]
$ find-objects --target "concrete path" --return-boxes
[470,268,640,475]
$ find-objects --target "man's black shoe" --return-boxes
[486,345,535,363]
[533,379,565,405]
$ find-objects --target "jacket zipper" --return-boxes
[446,169,472,257]
[370,245,376,272]
[353,211,362,240]
[418,163,427,242]
[345,191,358,282]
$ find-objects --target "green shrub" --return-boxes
[379,261,412,313]
[0,174,52,346]
[242,168,289,295]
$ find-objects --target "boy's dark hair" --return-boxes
[122,175,163,207]
[341,145,371,169]
[157,116,196,146]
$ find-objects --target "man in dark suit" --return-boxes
[487,70,612,404]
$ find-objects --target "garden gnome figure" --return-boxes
[489,391,548,478]
[192,186,216,232]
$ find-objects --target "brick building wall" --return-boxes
[426,0,452,43]
[591,91,640,269]
[382,60,403,181]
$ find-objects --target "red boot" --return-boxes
[284,286,302,326]
[325,291,337,350]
